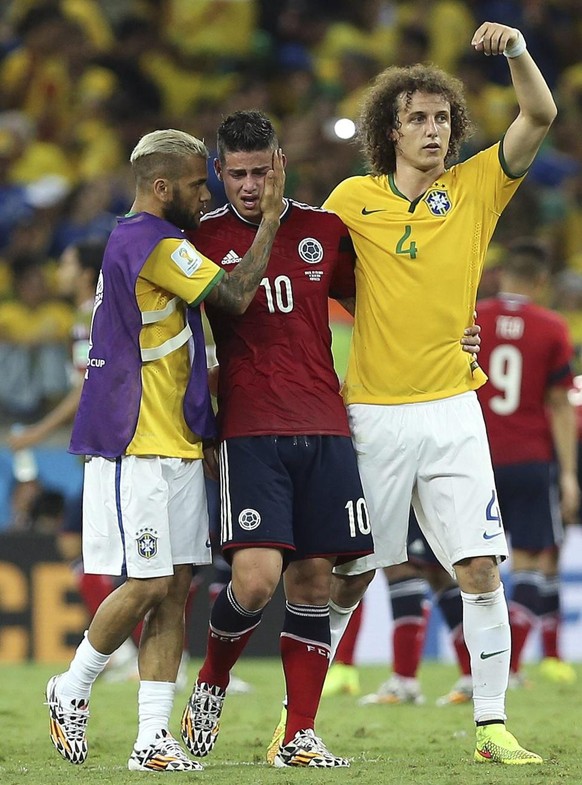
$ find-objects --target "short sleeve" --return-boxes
[140,237,224,306]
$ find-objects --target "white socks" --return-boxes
[461,584,510,723]
[59,633,111,703]
[329,599,360,661]
[135,680,176,748]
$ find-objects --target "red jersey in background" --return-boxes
[476,293,574,465]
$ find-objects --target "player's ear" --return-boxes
[153,177,170,200]
[214,158,222,180]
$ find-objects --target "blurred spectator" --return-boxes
[49,177,116,256]
[557,59,582,119]
[104,15,235,124]
[472,0,579,89]
[549,119,582,270]
[553,270,582,370]
[391,23,430,68]
[6,0,113,52]
[53,18,121,177]
[161,0,259,64]
[268,44,319,120]
[92,15,163,120]
[312,0,395,88]
[398,0,474,73]
[456,50,517,149]
[29,488,65,533]
[0,125,33,251]
[0,252,74,420]
[0,6,72,141]
[7,239,104,449]
[1,210,61,296]
[335,51,381,121]
[0,111,74,187]
[10,478,65,533]
[488,181,545,255]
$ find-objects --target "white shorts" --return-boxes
[334,392,508,578]
[82,455,212,578]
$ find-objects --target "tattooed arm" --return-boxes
[205,150,285,314]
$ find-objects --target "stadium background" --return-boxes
[1,0,582,665]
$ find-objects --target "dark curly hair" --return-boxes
[357,64,474,175]
[217,110,278,162]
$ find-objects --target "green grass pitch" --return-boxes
[2,659,581,785]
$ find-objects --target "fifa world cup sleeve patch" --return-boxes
[171,240,203,277]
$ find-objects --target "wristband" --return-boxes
[503,31,527,58]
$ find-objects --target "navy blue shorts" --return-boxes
[205,475,220,540]
[218,435,374,564]
[494,461,563,551]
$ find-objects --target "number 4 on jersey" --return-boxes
[396,225,417,259]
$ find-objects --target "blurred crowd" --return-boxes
[1,0,582,427]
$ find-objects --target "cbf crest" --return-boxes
[136,527,158,559]
[424,188,452,216]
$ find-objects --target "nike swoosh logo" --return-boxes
[483,531,503,540]
[476,750,493,760]
[480,649,508,660]
[361,207,386,215]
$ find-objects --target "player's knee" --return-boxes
[232,572,277,611]
[331,570,373,606]
[456,556,499,594]
[131,575,173,609]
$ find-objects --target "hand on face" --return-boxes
[259,148,286,222]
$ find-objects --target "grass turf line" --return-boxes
[1,659,580,785]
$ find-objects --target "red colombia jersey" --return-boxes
[187,200,356,439]
[476,294,574,465]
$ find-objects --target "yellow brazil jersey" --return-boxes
[323,142,524,405]
[126,237,223,458]
[0,300,74,342]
